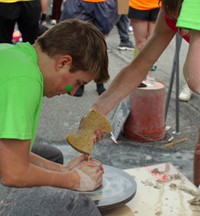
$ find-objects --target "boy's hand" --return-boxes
[65,155,89,171]
[71,160,104,191]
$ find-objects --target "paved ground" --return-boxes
[35,27,200,182]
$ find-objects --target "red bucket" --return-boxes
[123,81,166,142]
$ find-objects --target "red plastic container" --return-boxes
[123,81,166,142]
[12,30,22,43]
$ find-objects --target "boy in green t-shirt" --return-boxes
[0,18,109,194]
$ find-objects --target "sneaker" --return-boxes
[179,84,192,102]
[138,82,147,88]
[150,65,157,71]
[74,85,84,97]
[96,83,106,95]
[50,19,57,25]
[118,41,134,51]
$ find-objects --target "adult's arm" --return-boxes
[176,0,200,94]
[92,11,176,116]
[0,139,103,190]
[183,30,200,94]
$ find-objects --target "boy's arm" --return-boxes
[92,11,176,116]
[0,139,76,188]
[29,152,90,172]
[29,152,63,171]
[0,139,103,191]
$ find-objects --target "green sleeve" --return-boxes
[177,0,200,30]
[0,77,42,149]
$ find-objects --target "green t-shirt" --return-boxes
[177,0,200,30]
[0,42,43,149]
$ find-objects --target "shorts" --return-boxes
[128,7,160,22]
[60,0,117,35]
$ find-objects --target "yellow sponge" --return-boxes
[66,109,112,154]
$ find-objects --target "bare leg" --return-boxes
[130,19,149,52]
[40,0,48,25]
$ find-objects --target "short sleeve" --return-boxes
[177,0,200,30]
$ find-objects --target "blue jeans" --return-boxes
[116,14,130,43]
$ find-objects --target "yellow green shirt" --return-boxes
[0,0,32,3]
[177,0,200,31]
[0,43,43,149]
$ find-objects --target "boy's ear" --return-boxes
[57,55,72,69]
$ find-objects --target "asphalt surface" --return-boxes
[35,27,200,182]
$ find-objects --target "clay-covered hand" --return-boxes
[65,155,89,171]
[71,160,104,191]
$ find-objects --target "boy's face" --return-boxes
[43,55,95,98]
[44,68,94,98]
[65,70,94,96]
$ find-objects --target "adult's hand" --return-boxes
[79,114,108,144]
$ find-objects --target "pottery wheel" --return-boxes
[79,165,137,212]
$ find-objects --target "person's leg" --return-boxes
[60,0,89,22]
[32,144,64,164]
[51,0,63,24]
[116,15,134,50]
[0,2,19,43]
[0,185,101,216]
[194,131,200,187]
[131,18,149,51]
[18,0,41,44]
[74,85,85,97]
[40,0,48,25]
[96,83,106,95]
[128,8,150,55]
[148,21,156,37]
[71,2,107,96]
[116,14,130,42]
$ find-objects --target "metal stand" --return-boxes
[165,34,182,135]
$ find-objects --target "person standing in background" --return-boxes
[128,0,192,101]
[128,0,161,58]
[60,0,116,97]
[0,0,41,44]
